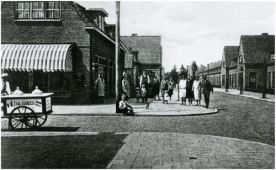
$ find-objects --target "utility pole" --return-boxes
[115,1,122,113]
[262,60,267,98]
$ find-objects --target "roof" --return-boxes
[240,34,275,63]
[87,8,108,17]
[223,46,239,67]
[121,35,162,65]
[208,60,222,70]
[197,65,206,73]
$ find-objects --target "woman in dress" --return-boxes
[178,75,187,105]
[160,76,168,102]
[122,72,130,100]
[186,75,193,106]
[192,76,202,106]
[167,77,174,100]
[152,76,160,100]
[95,73,105,103]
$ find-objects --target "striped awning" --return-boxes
[1,44,72,72]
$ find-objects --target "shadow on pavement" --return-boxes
[1,133,128,169]
[1,126,80,132]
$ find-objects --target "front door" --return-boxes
[238,72,243,90]
[249,72,256,88]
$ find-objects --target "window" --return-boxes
[16,1,60,20]
[46,2,60,19]
[32,2,44,19]
[249,72,256,88]
[17,2,30,19]
[239,55,243,63]
[271,54,275,60]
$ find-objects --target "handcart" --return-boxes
[1,93,54,129]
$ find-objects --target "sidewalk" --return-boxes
[52,92,218,116]
[214,88,275,103]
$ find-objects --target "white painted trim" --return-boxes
[85,26,126,52]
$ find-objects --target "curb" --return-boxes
[50,109,219,117]
[215,91,275,103]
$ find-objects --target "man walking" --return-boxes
[139,70,150,102]
[202,75,213,109]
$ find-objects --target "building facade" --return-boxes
[199,61,222,87]
[1,1,126,104]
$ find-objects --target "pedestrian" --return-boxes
[202,75,213,109]
[186,75,193,105]
[152,76,160,100]
[192,76,202,106]
[139,70,150,102]
[163,90,169,104]
[176,75,181,101]
[167,77,174,100]
[141,84,147,103]
[160,76,168,102]
[1,73,11,96]
[135,87,140,103]
[95,73,105,103]
[119,94,134,116]
[122,72,130,100]
[178,75,187,105]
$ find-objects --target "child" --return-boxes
[135,87,140,103]
[119,94,134,116]
[163,90,169,104]
[141,84,147,103]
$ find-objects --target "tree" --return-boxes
[179,64,187,78]
[168,65,179,83]
[191,61,198,78]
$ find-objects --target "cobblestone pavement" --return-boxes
[1,90,274,168]
[1,132,274,169]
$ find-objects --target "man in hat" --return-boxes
[1,73,11,96]
[202,75,213,109]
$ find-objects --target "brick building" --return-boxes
[121,34,163,81]
[199,61,222,87]
[1,1,126,104]
[221,46,239,89]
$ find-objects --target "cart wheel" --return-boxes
[9,106,37,129]
[36,114,48,127]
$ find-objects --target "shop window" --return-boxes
[16,1,60,20]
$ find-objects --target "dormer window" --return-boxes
[16,1,61,20]
[239,55,243,63]
[271,54,275,60]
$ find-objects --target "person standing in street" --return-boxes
[186,75,193,105]
[152,76,160,100]
[176,75,181,101]
[192,76,202,106]
[139,70,150,102]
[178,75,187,105]
[202,75,213,109]
[122,72,130,101]
[160,76,168,102]
[95,73,105,103]
[1,73,11,96]
[167,77,174,100]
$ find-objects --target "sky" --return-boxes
[78,1,275,72]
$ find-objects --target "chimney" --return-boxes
[262,33,268,36]
[132,33,137,36]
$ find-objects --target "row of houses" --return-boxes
[1,1,163,104]
[199,33,275,94]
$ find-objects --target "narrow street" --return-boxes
[1,91,275,168]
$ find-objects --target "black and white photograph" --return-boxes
[1,0,275,169]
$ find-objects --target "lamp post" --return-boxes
[262,60,267,98]
[225,67,229,92]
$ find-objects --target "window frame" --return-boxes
[15,1,61,21]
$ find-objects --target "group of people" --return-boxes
[150,74,213,109]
